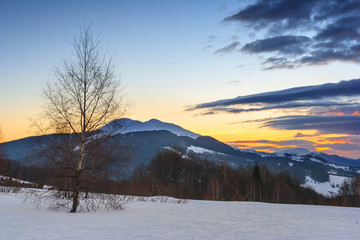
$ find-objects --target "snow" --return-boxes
[1,192,360,240]
[310,157,323,164]
[238,148,258,154]
[327,163,349,171]
[276,147,311,155]
[308,157,351,171]
[302,175,349,197]
[0,176,53,190]
[258,152,273,158]
[0,175,34,185]
[307,158,350,171]
[291,155,304,162]
[187,145,225,155]
[105,118,201,139]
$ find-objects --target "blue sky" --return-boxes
[1,0,360,158]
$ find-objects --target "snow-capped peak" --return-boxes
[275,147,311,156]
[103,118,201,139]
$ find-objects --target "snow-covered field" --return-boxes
[1,192,360,240]
[302,175,349,196]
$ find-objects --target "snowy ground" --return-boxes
[302,175,349,197]
[0,175,35,185]
[1,192,360,240]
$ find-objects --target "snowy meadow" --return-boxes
[1,192,360,240]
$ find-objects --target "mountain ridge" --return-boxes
[103,118,201,139]
[1,118,360,196]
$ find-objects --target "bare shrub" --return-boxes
[21,189,132,212]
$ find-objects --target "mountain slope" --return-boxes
[1,118,359,196]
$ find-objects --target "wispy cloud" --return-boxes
[230,139,315,148]
[222,0,360,69]
[229,139,316,152]
[227,80,240,85]
[189,78,360,113]
[228,136,360,158]
[242,35,311,55]
[199,101,353,115]
[214,42,240,55]
[294,132,317,138]
[263,115,360,135]
[190,78,360,150]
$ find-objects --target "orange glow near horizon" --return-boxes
[315,147,331,152]
[313,138,352,145]
[232,142,298,149]
[2,112,360,159]
[324,112,345,116]
[253,149,274,153]
[1,119,34,142]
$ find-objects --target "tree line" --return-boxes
[1,147,360,207]
[118,147,360,207]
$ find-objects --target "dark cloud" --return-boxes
[314,16,360,41]
[190,78,360,110]
[242,36,311,55]
[328,143,360,152]
[263,115,360,135]
[310,104,360,116]
[203,101,351,115]
[300,49,360,65]
[214,42,240,55]
[223,0,360,69]
[227,118,274,125]
[224,0,316,30]
[262,57,294,70]
[314,1,360,20]
[199,111,215,116]
[351,44,360,54]
[312,41,345,50]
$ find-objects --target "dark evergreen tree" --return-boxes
[252,162,263,201]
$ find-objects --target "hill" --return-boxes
[1,118,359,196]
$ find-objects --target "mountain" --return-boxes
[312,152,360,167]
[103,118,200,139]
[275,148,311,155]
[275,147,360,167]
[1,118,359,196]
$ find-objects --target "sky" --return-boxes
[1,0,360,158]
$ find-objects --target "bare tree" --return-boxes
[37,25,129,212]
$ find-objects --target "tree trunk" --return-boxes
[70,187,79,213]
[70,175,80,213]
[212,181,215,200]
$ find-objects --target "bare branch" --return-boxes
[36,25,129,212]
